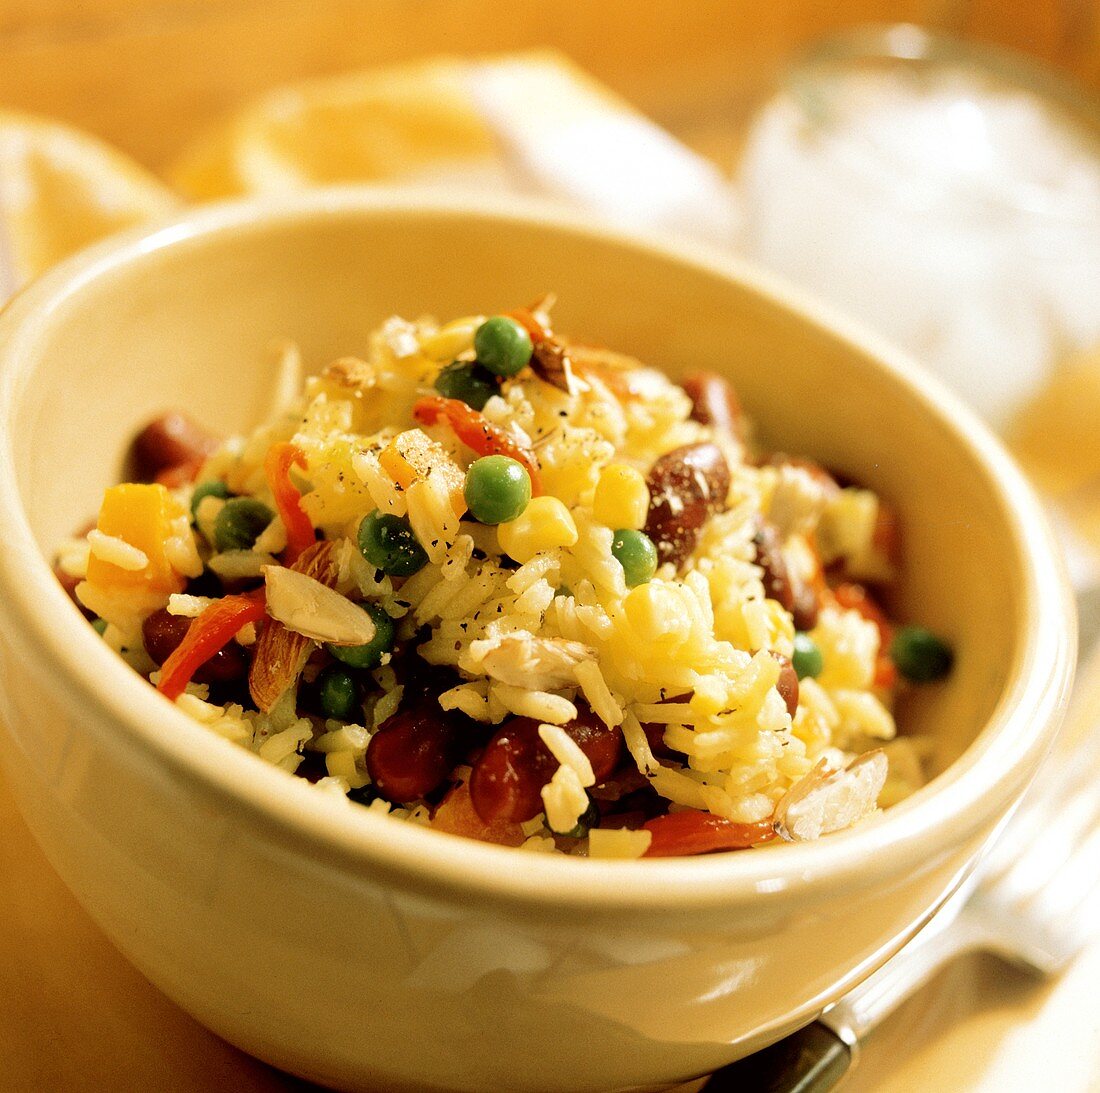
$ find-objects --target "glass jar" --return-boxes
[737,24,1100,430]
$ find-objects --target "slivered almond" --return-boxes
[462,632,595,690]
[263,567,376,645]
[322,356,375,390]
[773,750,888,842]
[249,540,346,711]
[529,337,578,396]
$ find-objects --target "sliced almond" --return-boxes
[462,632,595,690]
[263,563,377,646]
[773,749,888,842]
[322,355,375,391]
[530,336,579,396]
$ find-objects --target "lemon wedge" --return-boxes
[0,110,178,293]
[169,58,498,199]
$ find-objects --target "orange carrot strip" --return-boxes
[506,306,549,345]
[265,442,316,564]
[412,396,543,495]
[157,590,267,702]
[642,811,777,857]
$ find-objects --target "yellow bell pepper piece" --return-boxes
[85,483,187,594]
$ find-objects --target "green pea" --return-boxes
[317,664,360,721]
[791,632,823,680]
[326,602,396,670]
[190,479,231,521]
[464,455,531,524]
[891,626,953,683]
[214,497,274,552]
[474,315,533,378]
[554,797,600,838]
[357,511,428,577]
[91,617,108,636]
[611,528,658,587]
[434,360,500,410]
[347,784,381,807]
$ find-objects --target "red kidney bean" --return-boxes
[642,720,676,759]
[132,413,220,483]
[141,607,248,683]
[752,521,819,631]
[790,581,820,632]
[681,371,744,440]
[753,522,794,608]
[643,442,731,568]
[769,651,800,718]
[366,697,471,804]
[469,705,624,825]
[155,460,205,489]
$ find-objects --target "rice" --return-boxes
[68,299,950,858]
[87,530,148,571]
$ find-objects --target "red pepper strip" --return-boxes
[642,810,777,857]
[412,396,543,495]
[506,306,549,345]
[157,590,267,702]
[265,442,316,565]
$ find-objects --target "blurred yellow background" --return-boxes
[2,0,1098,172]
[9,0,1099,518]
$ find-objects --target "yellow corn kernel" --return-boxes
[497,496,578,564]
[85,483,187,595]
[539,456,601,508]
[419,316,482,361]
[593,463,649,529]
[624,581,690,643]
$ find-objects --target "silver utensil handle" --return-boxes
[702,889,982,1093]
[699,1021,851,1091]
[820,903,983,1048]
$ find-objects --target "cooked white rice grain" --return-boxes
[542,762,589,833]
[208,550,278,580]
[167,593,216,618]
[538,723,595,785]
[490,683,577,724]
[56,537,91,579]
[87,530,148,571]
[574,659,623,729]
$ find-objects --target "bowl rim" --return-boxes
[0,188,1076,914]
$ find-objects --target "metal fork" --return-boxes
[701,599,1100,1093]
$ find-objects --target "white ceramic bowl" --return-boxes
[0,192,1075,1092]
